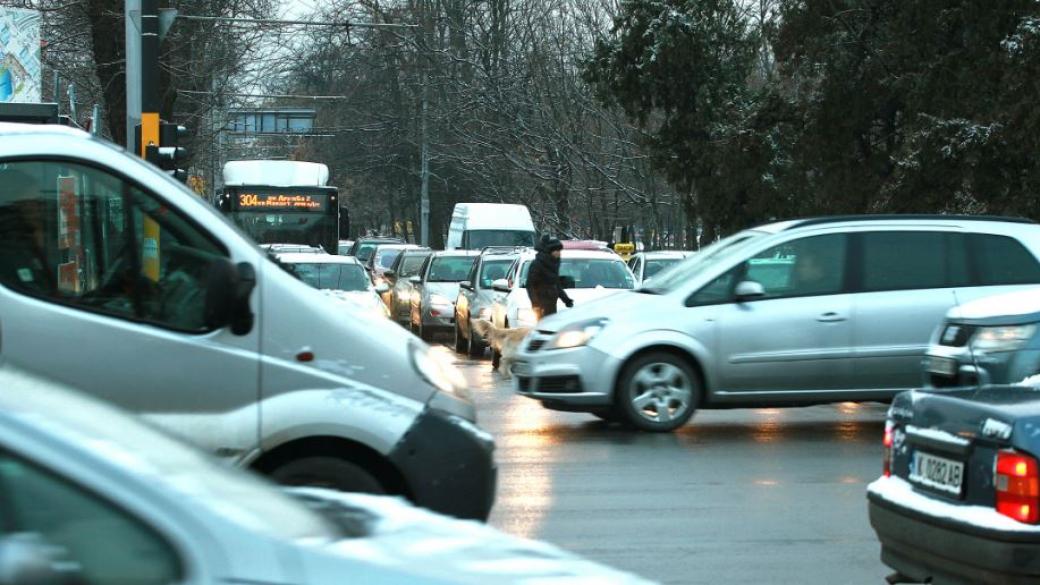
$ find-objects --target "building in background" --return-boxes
[0,7,41,103]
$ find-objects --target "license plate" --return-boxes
[909,451,965,497]
[925,356,958,377]
[511,361,531,377]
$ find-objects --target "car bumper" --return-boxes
[510,341,619,410]
[924,346,1040,387]
[421,305,456,329]
[868,490,1040,584]
[388,407,497,521]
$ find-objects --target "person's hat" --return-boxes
[544,237,563,252]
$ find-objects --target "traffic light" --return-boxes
[158,121,189,183]
[136,121,189,183]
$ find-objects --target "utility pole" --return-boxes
[125,0,140,149]
[419,73,430,247]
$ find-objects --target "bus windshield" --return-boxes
[220,187,338,253]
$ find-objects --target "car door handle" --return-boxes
[817,312,847,323]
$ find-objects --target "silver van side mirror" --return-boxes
[409,275,422,284]
[734,280,766,302]
[205,259,256,336]
[491,278,510,293]
[374,282,390,294]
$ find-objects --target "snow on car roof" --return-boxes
[947,286,1040,320]
[641,251,688,258]
[518,249,625,261]
[0,122,91,139]
[277,253,362,265]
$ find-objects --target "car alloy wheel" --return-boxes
[619,353,698,432]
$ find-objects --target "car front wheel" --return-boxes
[616,353,699,432]
[270,456,385,494]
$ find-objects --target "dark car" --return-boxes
[924,287,1040,388]
[868,384,1040,584]
[346,236,405,264]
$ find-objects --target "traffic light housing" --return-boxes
[137,121,189,183]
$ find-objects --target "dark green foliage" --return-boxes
[586,0,1040,234]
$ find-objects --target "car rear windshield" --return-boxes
[291,263,370,291]
[399,254,430,277]
[521,258,635,289]
[429,256,477,282]
[479,259,513,287]
[374,248,404,269]
[355,243,379,262]
[644,258,681,279]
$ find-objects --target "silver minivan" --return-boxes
[0,123,495,519]
[511,216,1040,431]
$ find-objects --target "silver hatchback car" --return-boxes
[511,216,1040,431]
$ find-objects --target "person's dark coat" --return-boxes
[526,238,573,314]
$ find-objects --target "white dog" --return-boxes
[473,319,531,379]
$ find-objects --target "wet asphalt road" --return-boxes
[433,344,892,585]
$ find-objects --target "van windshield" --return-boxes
[465,230,536,249]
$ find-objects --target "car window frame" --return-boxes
[0,446,191,583]
[0,155,231,335]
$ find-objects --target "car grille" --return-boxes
[538,375,583,393]
[939,324,975,347]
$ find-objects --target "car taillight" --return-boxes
[883,421,894,478]
[996,450,1040,524]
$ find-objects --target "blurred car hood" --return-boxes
[290,488,656,584]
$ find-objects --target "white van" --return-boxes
[445,202,536,250]
[0,123,495,520]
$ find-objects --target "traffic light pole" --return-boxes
[140,0,160,158]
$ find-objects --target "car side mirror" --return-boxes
[560,275,576,289]
[491,278,510,293]
[0,532,78,585]
[384,270,396,279]
[460,281,474,291]
[409,275,422,284]
[205,259,256,335]
[734,280,766,302]
[375,282,390,294]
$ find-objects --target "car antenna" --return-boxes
[951,289,984,397]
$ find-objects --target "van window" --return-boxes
[688,234,846,305]
[0,161,227,332]
[463,230,535,249]
[859,232,951,292]
[970,234,1040,286]
[0,451,182,584]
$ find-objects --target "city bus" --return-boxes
[217,160,340,253]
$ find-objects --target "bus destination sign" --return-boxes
[237,192,326,211]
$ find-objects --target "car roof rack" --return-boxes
[783,214,1037,229]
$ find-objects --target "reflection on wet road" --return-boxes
[436,346,890,584]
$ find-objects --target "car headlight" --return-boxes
[410,342,471,401]
[550,318,609,350]
[517,308,538,325]
[971,324,1037,352]
[430,294,454,306]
